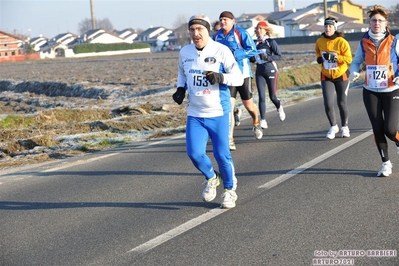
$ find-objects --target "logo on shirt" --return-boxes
[189,69,202,74]
[204,57,216,64]
[203,88,211,94]
[379,81,388,87]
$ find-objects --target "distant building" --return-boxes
[76,29,130,44]
[29,35,48,52]
[135,26,174,52]
[0,30,23,58]
[274,0,285,12]
[267,3,368,37]
[39,32,77,58]
[307,0,364,24]
[234,14,285,38]
[0,30,39,62]
[114,28,138,43]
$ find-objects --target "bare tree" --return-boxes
[78,18,92,34]
[173,14,187,29]
[172,14,190,47]
[389,4,399,26]
[78,18,114,34]
[98,18,113,31]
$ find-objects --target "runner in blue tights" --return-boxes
[172,15,244,208]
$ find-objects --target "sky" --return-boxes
[0,0,397,38]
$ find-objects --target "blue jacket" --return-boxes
[213,25,257,78]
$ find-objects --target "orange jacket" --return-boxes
[361,33,398,89]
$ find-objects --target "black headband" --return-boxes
[188,18,211,33]
[324,20,337,30]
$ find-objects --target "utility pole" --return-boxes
[323,0,328,19]
[90,0,97,30]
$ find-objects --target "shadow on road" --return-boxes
[0,200,219,210]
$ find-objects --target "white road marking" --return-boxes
[135,134,185,149]
[128,208,228,254]
[258,130,373,189]
[42,153,119,172]
[128,130,373,254]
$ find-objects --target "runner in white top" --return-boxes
[172,15,243,208]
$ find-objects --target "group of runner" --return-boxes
[173,5,399,209]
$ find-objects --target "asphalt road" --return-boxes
[1,86,398,266]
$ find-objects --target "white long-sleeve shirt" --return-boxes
[177,38,243,118]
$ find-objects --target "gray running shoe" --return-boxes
[253,125,263,140]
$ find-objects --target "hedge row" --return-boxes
[73,42,151,54]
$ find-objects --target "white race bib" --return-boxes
[366,65,388,89]
[322,52,338,70]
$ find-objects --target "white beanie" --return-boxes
[188,15,211,32]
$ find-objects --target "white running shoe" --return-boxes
[260,119,268,129]
[221,189,237,209]
[253,124,263,139]
[377,161,392,177]
[326,125,339,139]
[341,126,350,138]
[229,138,236,151]
[278,106,286,121]
[232,176,237,191]
[202,172,221,202]
[234,108,242,126]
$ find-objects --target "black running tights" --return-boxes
[321,79,350,127]
[363,88,399,162]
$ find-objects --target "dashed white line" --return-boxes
[258,130,372,189]
[42,153,119,172]
[128,208,228,254]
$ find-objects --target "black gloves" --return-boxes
[259,53,268,61]
[317,57,323,64]
[203,71,224,85]
[322,52,332,61]
[322,52,337,63]
[172,87,186,105]
[250,54,267,64]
